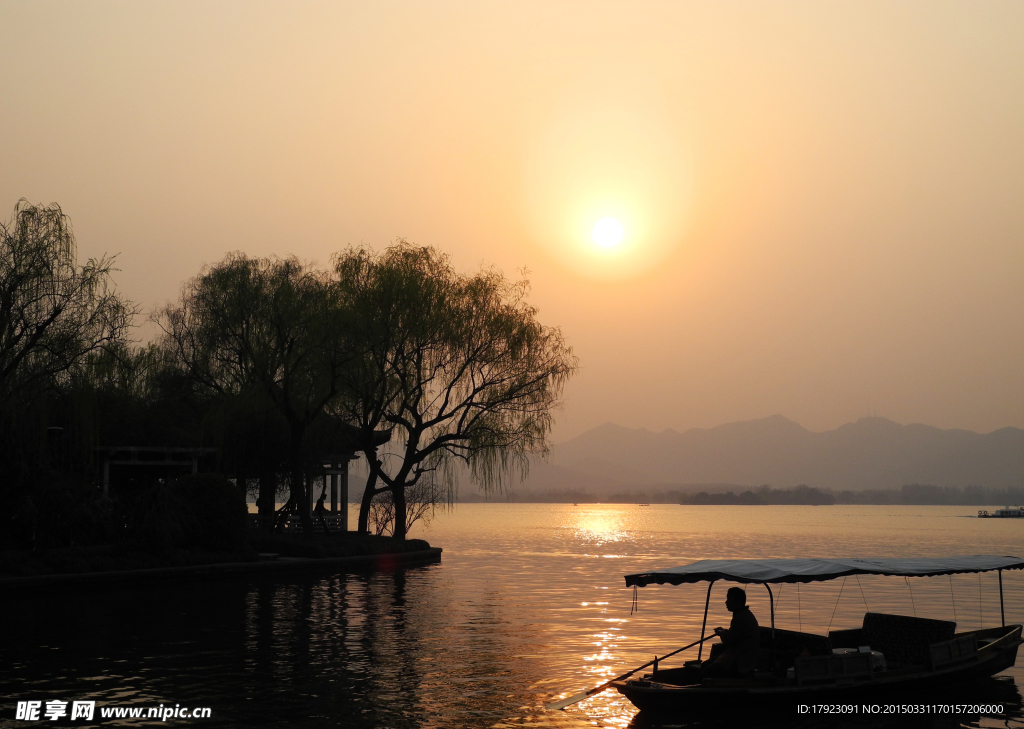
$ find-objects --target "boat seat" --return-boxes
[861,613,955,667]
[827,627,864,649]
[706,626,833,671]
[757,626,832,670]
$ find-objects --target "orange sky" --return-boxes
[2,1,1022,440]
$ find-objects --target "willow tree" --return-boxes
[334,243,577,539]
[0,200,135,472]
[157,253,350,534]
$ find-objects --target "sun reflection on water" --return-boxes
[568,506,643,547]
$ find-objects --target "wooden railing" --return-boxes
[248,513,348,533]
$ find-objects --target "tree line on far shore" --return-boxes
[503,484,1024,506]
[0,200,576,550]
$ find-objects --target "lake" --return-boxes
[2,504,1022,728]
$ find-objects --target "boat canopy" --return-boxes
[625,555,1024,587]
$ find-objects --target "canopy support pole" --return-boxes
[999,569,1005,627]
[764,583,776,668]
[697,580,715,662]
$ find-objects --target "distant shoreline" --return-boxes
[485,484,1024,507]
[455,501,1019,507]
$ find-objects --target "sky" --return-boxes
[2,1,1022,441]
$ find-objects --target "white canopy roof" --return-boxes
[625,555,1024,587]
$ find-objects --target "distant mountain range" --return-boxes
[513,416,1024,494]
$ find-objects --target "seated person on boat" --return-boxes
[704,587,760,676]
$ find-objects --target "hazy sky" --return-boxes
[2,1,1022,440]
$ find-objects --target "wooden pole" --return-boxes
[999,569,1005,627]
[339,459,350,531]
[547,634,714,710]
[698,580,715,662]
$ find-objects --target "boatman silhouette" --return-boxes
[704,586,760,677]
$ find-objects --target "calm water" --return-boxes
[2,505,1022,728]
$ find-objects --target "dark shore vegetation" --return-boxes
[249,533,431,560]
[0,544,255,578]
[1,200,575,564]
[0,533,432,579]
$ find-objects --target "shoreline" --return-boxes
[0,547,442,591]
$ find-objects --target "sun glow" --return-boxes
[591,217,624,248]
[524,103,692,279]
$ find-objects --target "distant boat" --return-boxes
[978,507,1024,518]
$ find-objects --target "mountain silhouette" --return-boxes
[524,416,1023,493]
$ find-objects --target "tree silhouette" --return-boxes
[0,201,135,418]
[157,253,351,535]
[334,243,577,539]
[0,200,135,488]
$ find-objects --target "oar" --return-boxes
[546,634,714,711]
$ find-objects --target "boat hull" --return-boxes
[614,625,1021,714]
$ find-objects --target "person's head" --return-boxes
[725,587,747,612]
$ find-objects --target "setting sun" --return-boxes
[591,217,624,248]
[524,104,692,279]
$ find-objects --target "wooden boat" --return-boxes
[613,556,1023,713]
